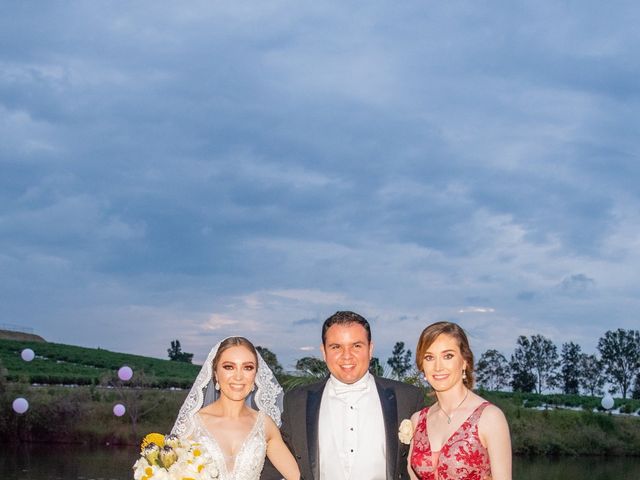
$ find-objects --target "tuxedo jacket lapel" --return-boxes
[306,380,326,480]
[376,380,399,480]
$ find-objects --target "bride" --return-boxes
[171,336,300,480]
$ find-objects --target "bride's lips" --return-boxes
[431,374,449,381]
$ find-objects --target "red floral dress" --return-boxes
[410,402,492,480]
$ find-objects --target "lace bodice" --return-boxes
[411,402,492,480]
[192,411,267,480]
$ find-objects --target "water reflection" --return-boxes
[1,443,137,480]
[514,455,640,480]
[2,443,640,479]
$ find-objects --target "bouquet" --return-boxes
[132,432,219,480]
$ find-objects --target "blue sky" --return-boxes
[1,1,639,369]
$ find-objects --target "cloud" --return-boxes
[292,318,321,326]
[458,307,496,314]
[558,274,597,297]
[1,1,640,368]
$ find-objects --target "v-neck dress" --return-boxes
[410,402,492,480]
[193,411,267,480]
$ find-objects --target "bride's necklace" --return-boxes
[437,388,469,424]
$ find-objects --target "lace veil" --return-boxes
[171,337,284,438]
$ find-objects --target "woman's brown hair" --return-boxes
[415,321,475,390]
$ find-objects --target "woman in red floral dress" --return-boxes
[407,322,511,480]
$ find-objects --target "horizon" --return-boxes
[2,2,640,370]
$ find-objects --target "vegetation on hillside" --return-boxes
[0,339,199,388]
[1,337,639,455]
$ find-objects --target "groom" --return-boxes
[262,311,425,480]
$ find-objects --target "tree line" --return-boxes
[476,328,640,399]
[167,328,640,399]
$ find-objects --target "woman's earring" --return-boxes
[215,381,220,391]
[462,369,467,381]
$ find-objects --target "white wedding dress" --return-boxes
[171,337,284,480]
[191,411,267,480]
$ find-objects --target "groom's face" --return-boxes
[321,322,373,384]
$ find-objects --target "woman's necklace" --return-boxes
[437,388,469,424]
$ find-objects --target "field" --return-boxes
[1,338,639,454]
[0,338,200,388]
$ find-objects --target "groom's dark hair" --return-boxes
[321,311,371,345]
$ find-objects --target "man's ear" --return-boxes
[369,340,374,360]
[320,343,327,361]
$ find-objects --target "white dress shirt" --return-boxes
[318,373,386,480]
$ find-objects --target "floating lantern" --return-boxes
[601,394,614,410]
[118,365,133,381]
[13,397,29,414]
[113,403,126,417]
[21,348,35,362]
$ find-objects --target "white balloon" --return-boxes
[113,403,126,417]
[118,365,133,381]
[21,348,35,362]
[13,397,29,414]
[601,394,614,410]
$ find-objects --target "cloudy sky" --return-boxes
[2,1,639,369]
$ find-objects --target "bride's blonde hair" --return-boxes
[211,336,258,372]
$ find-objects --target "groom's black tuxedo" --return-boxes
[261,375,425,480]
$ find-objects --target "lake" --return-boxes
[1,443,640,479]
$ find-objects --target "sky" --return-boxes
[1,1,639,370]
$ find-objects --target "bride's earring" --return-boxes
[215,381,220,391]
[462,369,467,382]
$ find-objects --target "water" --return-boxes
[514,456,640,480]
[1,444,137,480]
[1,443,640,479]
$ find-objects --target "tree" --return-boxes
[369,357,384,376]
[631,373,640,400]
[102,370,165,439]
[167,340,194,363]
[387,341,412,380]
[510,336,536,393]
[475,349,510,391]
[579,353,605,397]
[560,341,582,394]
[256,346,283,375]
[597,328,640,399]
[528,334,560,393]
[0,358,6,397]
[295,357,328,377]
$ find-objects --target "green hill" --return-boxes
[0,338,200,388]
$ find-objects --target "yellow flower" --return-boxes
[160,445,178,469]
[398,418,414,445]
[142,444,161,466]
[141,433,165,450]
[164,433,180,449]
[193,448,201,457]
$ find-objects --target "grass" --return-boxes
[0,338,200,388]
[1,338,639,455]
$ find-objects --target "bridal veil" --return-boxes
[171,337,284,438]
